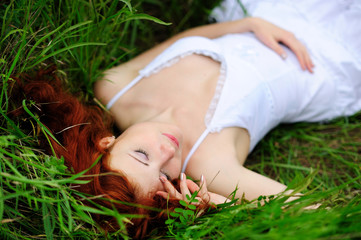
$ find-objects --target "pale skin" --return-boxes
[95,17,315,205]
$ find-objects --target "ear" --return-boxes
[99,136,116,150]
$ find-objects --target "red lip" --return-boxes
[162,133,179,148]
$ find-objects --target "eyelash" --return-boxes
[161,171,171,181]
[135,149,170,180]
[135,149,149,158]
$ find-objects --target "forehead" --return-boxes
[111,124,158,147]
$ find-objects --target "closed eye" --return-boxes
[135,149,149,160]
[129,149,149,166]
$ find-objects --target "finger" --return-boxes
[180,173,191,201]
[304,53,313,73]
[156,191,170,199]
[186,179,200,193]
[277,33,304,67]
[160,176,182,199]
[296,52,306,71]
[266,37,288,60]
[304,51,314,73]
[198,175,211,203]
[281,37,309,71]
[299,46,314,73]
[291,46,307,71]
[185,178,210,205]
[194,197,203,206]
[288,44,307,71]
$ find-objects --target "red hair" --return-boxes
[8,67,210,238]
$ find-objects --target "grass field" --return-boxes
[1,0,360,239]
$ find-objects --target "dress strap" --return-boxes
[106,74,144,109]
[181,128,211,173]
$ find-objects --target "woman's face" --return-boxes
[106,122,183,197]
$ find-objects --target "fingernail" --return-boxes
[160,176,167,183]
[200,174,204,183]
[281,53,287,59]
[180,173,184,180]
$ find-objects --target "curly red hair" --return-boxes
[8,67,209,238]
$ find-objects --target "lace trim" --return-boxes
[204,60,227,127]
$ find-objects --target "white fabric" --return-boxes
[107,0,361,172]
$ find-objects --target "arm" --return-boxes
[128,17,314,72]
[96,17,313,109]
[95,18,257,103]
[201,164,288,202]
[158,153,289,204]
[205,164,288,201]
[128,18,254,70]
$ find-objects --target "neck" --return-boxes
[119,95,176,126]
[119,102,200,161]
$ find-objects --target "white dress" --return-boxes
[107,0,361,172]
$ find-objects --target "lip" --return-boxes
[162,133,179,148]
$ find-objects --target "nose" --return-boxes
[159,141,176,164]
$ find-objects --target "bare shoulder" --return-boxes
[185,138,243,199]
[183,128,251,196]
[94,62,139,106]
[185,128,249,178]
[94,37,175,106]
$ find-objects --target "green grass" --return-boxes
[1,0,361,239]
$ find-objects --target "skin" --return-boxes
[102,122,183,198]
[96,17,315,204]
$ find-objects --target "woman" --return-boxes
[95,0,360,203]
[11,0,361,238]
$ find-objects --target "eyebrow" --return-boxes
[129,154,149,166]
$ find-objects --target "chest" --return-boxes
[118,55,219,124]
[139,54,219,105]
[114,54,223,152]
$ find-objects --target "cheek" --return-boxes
[139,182,164,199]
[175,157,183,173]
[168,162,182,180]
[150,182,165,195]
[130,176,164,199]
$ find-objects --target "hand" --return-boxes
[156,173,230,205]
[248,17,314,73]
